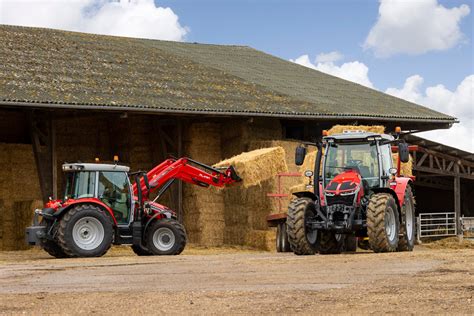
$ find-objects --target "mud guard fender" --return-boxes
[292,191,318,201]
[144,211,175,233]
[392,177,413,209]
[53,199,118,225]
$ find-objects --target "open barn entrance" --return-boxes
[407,135,474,237]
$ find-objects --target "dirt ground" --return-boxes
[0,245,472,315]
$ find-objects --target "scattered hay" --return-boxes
[423,237,474,249]
[244,229,276,251]
[214,147,288,188]
[328,125,385,135]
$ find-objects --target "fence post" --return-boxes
[416,216,421,244]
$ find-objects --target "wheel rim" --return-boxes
[384,207,396,242]
[405,197,414,240]
[153,227,175,251]
[72,217,105,250]
[306,229,318,245]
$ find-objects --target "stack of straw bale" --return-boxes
[0,143,43,250]
[214,147,288,250]
[328,125,385,134]
[182,123,225,246]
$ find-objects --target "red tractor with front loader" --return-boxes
[287,129,415,254]
[26,157,240,258]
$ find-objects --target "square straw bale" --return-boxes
[214,147,288,188]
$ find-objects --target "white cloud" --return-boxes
[0,0,188,41]
[290,54,374,88]
[364,0,470,57]
[386,75,474,152]
[315,51,343,63]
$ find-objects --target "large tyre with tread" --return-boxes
[57,204,114,257]
[367,193,399,252]
[38,220,70,258]
[344,235,357,252]
[286,198,318,255]
[281,223,291,252]
[41,239,69,258]
[131,244,153,256]
[276,223,283,252]
[146,219,186,255]
[398,186,415,251]
[318,232,344,255]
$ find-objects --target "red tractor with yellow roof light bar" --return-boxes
[286,128,415,255]
[26,157,241,258]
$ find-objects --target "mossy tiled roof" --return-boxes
[0,25,455,124]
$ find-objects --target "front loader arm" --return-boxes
[132,157,240,199]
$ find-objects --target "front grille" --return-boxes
[326,193,356,206]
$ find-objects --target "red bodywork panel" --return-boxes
[324,169,364,204]
[45,198,118,225]
[133,158,239,200]
[390,177,412,208]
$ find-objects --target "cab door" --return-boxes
[97,171,132,225]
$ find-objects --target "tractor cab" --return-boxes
[62,163,132,225]
[322,132,395,194]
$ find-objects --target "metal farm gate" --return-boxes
[416,212,457,240]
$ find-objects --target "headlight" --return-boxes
[340,191,356,196]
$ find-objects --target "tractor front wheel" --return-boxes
[57,204,114,257]
[367,193,399,252]
[398,186,415,251]
[146,219,186,255]
[286,198,319,255]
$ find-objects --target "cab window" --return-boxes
[64,171,96,199]
[98,171,131,224]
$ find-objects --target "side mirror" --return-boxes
[398,142,409,163]
[295,146,307,166]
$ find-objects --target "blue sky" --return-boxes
[0,0,472,151]
[159,0,472,91]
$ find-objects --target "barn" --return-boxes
[0,25,469,250]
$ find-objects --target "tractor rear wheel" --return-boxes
[41,239,69,258]
[146,219,186,255]
[131,244,153,256]
[57,204,114,257]
[367,193,399,252]
[398,186,415,251]
[38,220,69,258]
[286,198,318,255]
[318,232,344,255]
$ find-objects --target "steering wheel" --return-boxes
[347,159,363,167]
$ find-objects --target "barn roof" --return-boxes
[0,25,456,127]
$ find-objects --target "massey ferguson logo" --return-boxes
[199,173,211,180]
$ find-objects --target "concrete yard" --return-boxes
[0,246,472,314]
